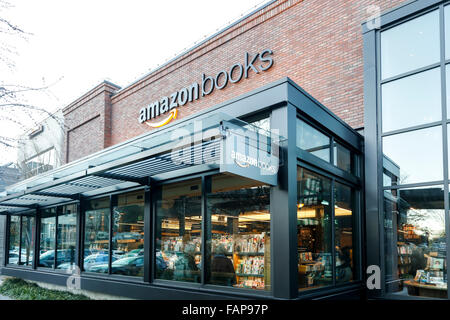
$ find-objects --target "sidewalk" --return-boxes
[0,276,12,300]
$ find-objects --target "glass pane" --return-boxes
[297,167,333,290]
[112,191,145,277]
[447,65,450,119]
[155,178,202,283]
[382,68,441,132]
[19,216,35,266]
[333,142,352,173]
[382,126,443,185]
[381,10,440,79]
[334,182,355,283]
[384,186,447,298]
[8,216,20,265]
[207,175,270,290]
[38,208,56,268]
[56,204,77,270]
[445,6,450,60]
[84,198,110,273]
[297,119,330,162]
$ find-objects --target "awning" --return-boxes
[0,112,282,214]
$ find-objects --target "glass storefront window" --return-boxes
[382,126,443,185]
[19,216,35,266]
[297,167,333,290]
[384,186,447,298]
[57,205,77,270]
[84,198,110,273]
[297,119,330,162]
[334,182,355,284]
[155,178,202,283]
[38,208,56,268]
[382,68,441,132]
[381,10,440,80]
[207,174,270,290]
[8,216,20,265]
[112,191,145,277]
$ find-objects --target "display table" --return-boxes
[404,280,447,299]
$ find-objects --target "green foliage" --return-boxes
[0,277,90,300]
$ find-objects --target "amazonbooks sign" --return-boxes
[219,120,280,186]
[139,49,274,128]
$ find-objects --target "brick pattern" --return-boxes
[65,0,406,163]
[63,82,119,163]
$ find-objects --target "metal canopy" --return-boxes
[0,112,273,215]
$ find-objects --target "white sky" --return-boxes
[0,0,271,165]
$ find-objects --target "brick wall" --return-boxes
[64,0,406,163]
[63,82,120,163]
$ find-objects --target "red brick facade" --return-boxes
[63,0,406,164]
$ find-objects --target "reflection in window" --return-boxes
[207,175,270,290]
[297,119,330,162]
[447,66,450,120]
[84,198,110,273]
[19,216,35,266]
[23,148,58,179]
[39,209,56,268]
[445,6,450,60]
[333,142,352,173]
[8,216,20,265]
[112,191,145,277]
[334,182,354,283]
[155,179,202,283]
[297,168,332,290]
[382,126,443,185]
[384,186,447,298]
[382,68,441,132]
[381,10,440,79]
[57,205,77,270]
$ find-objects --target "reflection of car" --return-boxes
[8,251,19,264]
[39,250,55,267]
[84,254,118,271]
[89,256,144,276]
[96,232,109,240]
[125,249,144,257]
[113,232,142,241]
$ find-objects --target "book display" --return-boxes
[397,243,412,278]
[211,233,269,290]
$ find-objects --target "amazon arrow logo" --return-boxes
[145,109,178,128]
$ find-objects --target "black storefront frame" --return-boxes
[363,0,450,299]
[1,78,364,300]
[295,112,364,298]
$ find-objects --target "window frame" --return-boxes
[365,0,450,299]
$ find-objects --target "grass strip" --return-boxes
[0,277,90,300]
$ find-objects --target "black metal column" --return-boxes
[143,185,152,283]
[270,103,298,299]
[363,28,383,297]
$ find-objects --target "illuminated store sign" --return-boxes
[139,49,274,128]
